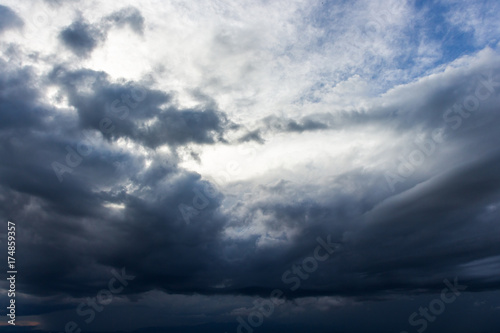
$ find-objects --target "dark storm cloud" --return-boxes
[0,5,23,33]
[0,64,41,130]
[48,66,230,147]
[209,156,500,300]
[1,46,500,333]
[350,152,500,290]
[0,59,237,312]
[59,19,105,57]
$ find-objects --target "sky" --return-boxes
[0,0,500,332]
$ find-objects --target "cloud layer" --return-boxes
[0,1,500,332]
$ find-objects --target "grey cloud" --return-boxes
[248,64,500,143]
[59,7,144,57]
[3,14,500,333]
[0,61,234,309]
[235,115,333,143]
[49,67,231,148]
[263,115,332,134]
[0,5,23,33]
[237,130,264,144]
[44,0,79,7]
[59,19,105,57]
[2,56,500,308]
[285,119,329,132]
[104,6,145,35]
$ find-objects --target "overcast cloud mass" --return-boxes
[0,1,500,332]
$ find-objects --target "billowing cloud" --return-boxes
[59,19,105,57]
[59,7,144,57]
[1,1,500,333]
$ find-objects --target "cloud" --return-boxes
[48,67,231,148]
[104,6,145,35]
[59,19,105,57]
[237,130,265,144]
[59,7,145,57]
[262,115,332,134]
[0,4,23,33]
[1,1,500,332]
[442,0,500,46]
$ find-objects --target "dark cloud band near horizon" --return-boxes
[0,1,500,333]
